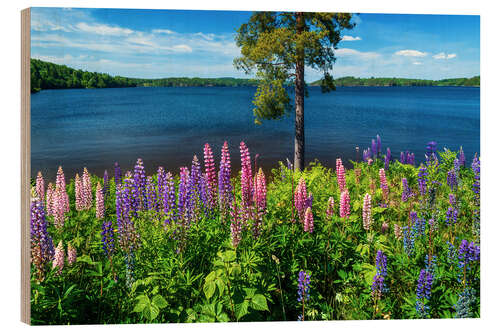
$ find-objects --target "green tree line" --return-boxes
[310,76,480,87]
[30,58,260,93]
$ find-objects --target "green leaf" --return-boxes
[235,301,249,320]
[243,287,257,299]
[250,294,269,311]
[203,281,216,299]
[149,303,160,320]
[152,295,168,309]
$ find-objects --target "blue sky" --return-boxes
[31,8,480,81]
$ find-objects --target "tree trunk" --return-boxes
[294,12,305,171]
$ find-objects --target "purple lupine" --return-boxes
[30,199,55,280]
[145,176,158,212]
[203,143,217,211]
[114,162,122,185]
[400,151,406,164]
[363,148,372,162]
[471,155,480,202]
[449,193,456,206]
[186,155,208,224]
[459,146,466,167]
[458,239,480,273]
[117,178,140,253]
[157,167,167,212]
[240,141,253,209]
[371,139,377,159]
[426,141,437,163]
[401,178,411,202]
[297,270,311,321]
[218,141,233,216]
[407,152,415,165]
[372,250,387,299]
[376,135,381,157]
[133,158,147,211]
[162,171,176,227]
[418,165,428,196]
[178,167,190,225]
[416,268,434,318]
[101,220,115,257]
[445,206,458,226]
[447,170,458,191]
[384,147,391,169]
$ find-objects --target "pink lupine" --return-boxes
[52,240,65,275]
[294,177,308,222]
[96,182,105,219]
[379,168,389,200]
[75,173,83,211]
[381,222,389,233]
[218,141,233,215]
[326,197,335,219]
[46,183,54,216]
[36,171,45,201]
[336,159,346,193]
[304,207,314,233]
[67,243,76,265]
[55,166,70,213]
[240,141,253,208]
[82,167,93,210]
[52,188,66,228]
[203,143,217,210]
[254,168,267,213]
[230,201,242,247]
[362,193,372,231]
[340,190,351,219]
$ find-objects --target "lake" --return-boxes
[31,86,480,180]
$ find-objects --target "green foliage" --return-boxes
[310,76,480,87]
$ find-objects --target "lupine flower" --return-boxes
[372,250,387,299]
[218,141,233,215]
[400,151,406,164]
[114,162,122,184]
[379,168,389,200]
[253,168,267,234]
[115,179,140,253]
[394,223,402,240]
[45,183,54,216]
[362,193,372,231]
[340,190,350,219]
[457,239,480,280]
[74,173,83,211]
[230,201,242,247]
[376,135,382,157]
[363,148,372,162]
[453,158,460,175]
[445,206,458,226]
[55,166,69,213]
[52,188,66,228]
[459,147,466,167]
[186,155,208,224]
[203,143,217,210]
[384,147,391,169]
[447,170,458,191]
[177,167,190,224]
[304,207,314,233]
[297,270,311,303]
[133,158,147,211]
[31,199,55,280]
[95,182,105,219]
[402,225,416,256]
[326,197,335,219]
[416,268,434,318]
[36,171,45,201]
[294,177,308,222]
[101,220,115,257]
[67,243,76,265]
[145,176,158,211]
[240,142,253,209]
[381,222,388,233]
[52,240,65,275]
[426,141,437,163]
[401,178,411,202]
[449,193,456,206]
[336,158,346,193]
[454,287,476,318]
[103,170,109,200]
[162,171,176,227]
[82,167,93,210]
[371,139,377,159]
[407,152,415,165]
[418,165,428,196]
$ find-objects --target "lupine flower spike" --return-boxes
[362,193,372,231]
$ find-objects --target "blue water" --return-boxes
[31,86,480,179]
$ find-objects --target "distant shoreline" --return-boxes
[30,58,480,93]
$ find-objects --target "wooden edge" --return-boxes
[21,7,31,325]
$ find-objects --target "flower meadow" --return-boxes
[30,138,480,324]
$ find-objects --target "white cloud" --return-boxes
[152,29,175,34]
[341,35,362,41]
[413,62,422,65]
[433,52,457,59]
[76,22,134,36]
[395,49,428,57]
[335,48,380,59]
